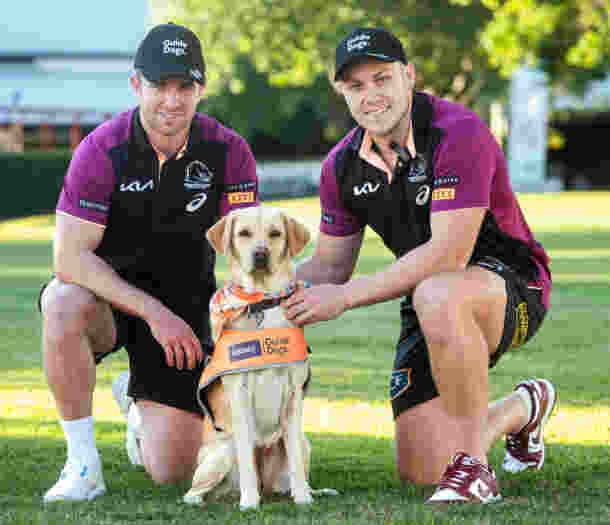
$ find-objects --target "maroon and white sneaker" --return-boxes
[502,378,557,473]
[426,453,502,504]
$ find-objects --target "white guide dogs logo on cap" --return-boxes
[163,39,187,56]
[347,33,371,52]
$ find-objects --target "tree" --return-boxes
[154,0,505,108]
[453,0,610,92]
[151,0,610,152]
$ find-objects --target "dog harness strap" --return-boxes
[246,280,311,313]
[247,297,283,314]
[210,281,311,340]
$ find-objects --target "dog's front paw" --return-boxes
[183,492,203,505]
[239,492,260,511]
[292,488,313,505]
[311,488,340,497]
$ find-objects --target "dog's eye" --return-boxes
[238,229,252,238]
[269,230,282,238]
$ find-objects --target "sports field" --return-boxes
[1,193,609,524]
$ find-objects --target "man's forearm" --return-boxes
[342,243,458,310]
[295,255,351,286]
[55,249,165,322]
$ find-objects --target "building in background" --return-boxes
[503,68,610,192]
[547,75,610,190]
[0,1,150,151]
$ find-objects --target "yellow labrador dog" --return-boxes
[184,206,333,510]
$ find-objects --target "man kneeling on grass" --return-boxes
[282,27,557,504]
[38,23,258,502]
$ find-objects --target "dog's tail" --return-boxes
[184,433,236,504]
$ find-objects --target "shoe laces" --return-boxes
[505,433,527,461]
[437,458,481,491]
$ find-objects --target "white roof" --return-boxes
[0,63,137,124]
[0,1,151,56]
[0,0,151,123]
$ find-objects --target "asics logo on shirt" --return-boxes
[415,185,431,206]
[186,193,208,212]
[353,181,380,196]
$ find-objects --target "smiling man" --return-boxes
[39,23,259,502]
[283,27,556,503]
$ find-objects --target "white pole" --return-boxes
[508,66,550,193]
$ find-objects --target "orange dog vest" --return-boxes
[197,327,309,419]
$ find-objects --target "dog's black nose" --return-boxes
[253,249,269,269]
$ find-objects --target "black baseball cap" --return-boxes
[334,27,407,81]
[134,23,205,84]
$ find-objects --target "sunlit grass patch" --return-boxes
[5,192,609,244]
[548,406,610,446]
[518,192,610,231]
[0,214,56,242]
[3,386,608,448]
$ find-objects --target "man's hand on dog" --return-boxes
[147,308,204,369]
[282,284,349,326]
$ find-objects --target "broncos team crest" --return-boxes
[185,160,213,190]
[184,161,214,212]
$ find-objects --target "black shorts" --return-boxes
[38,281,210,415]
[390,256,547,419]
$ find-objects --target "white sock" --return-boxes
[60,416,100,467]
[127,403,143,435]
[515,387,534,430]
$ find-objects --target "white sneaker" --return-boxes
[43,460,106,502]
[111,370,132,417]
[112,370,144,467]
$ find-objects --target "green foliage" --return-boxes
[460,0,610,90]
[157,0,508,114]
[157,0,610,110]
[0,152,70,220]
[203,55,337,154]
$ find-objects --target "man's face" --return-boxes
[338,60,414,137]
[131,74,204,138]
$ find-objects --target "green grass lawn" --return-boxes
[1,193,609,524]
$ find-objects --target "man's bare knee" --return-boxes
[146,456,197,486]
[413,278,459,344]
[395,399,456,486]
[137,402,202,486]
[396,435,447,485]
[148,468,187,486]
[42,282,99,333]
[42,281,114,354]
[397,460,442,486]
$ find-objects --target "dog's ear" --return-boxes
[283,213,311,256]
[206,213,235,255]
